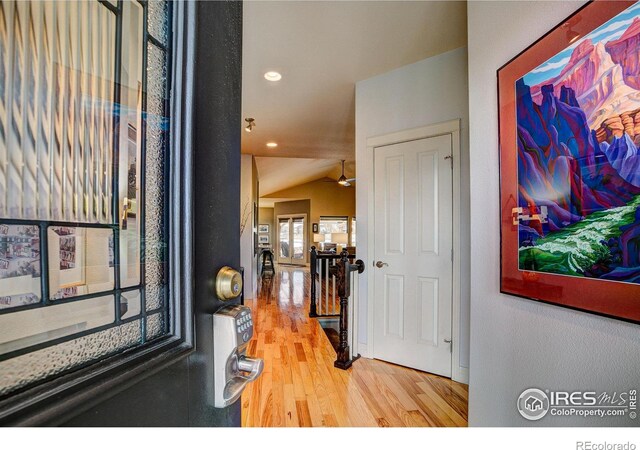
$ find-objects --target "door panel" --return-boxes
[291,217,305,264]
[373,134,453,377]
[419,151,439,255]
[385,156,404,254]
[277,215,306,265]
[49,1,243,426]
[278,218,290,263]
[384,274,404,339]
[418,277,438,345]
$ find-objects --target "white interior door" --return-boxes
[277,215,306,265]
[373,134,453,377]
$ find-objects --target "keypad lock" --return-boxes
[213,305,263,408]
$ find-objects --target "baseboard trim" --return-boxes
[357,342,371,359]
[453,365,469,385]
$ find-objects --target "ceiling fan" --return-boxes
[336,160,356,187]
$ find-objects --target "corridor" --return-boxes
[241,266,469,427]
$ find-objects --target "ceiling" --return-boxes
[242,1,467,193]
[256,157,355,197]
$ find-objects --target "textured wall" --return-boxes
[468,0,640,426]
[355,47,470,373]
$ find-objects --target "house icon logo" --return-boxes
[517,388,550,421]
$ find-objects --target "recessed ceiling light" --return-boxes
[264,71,282,81]
[266,142,278,148]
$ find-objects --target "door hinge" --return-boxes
[444,155,453,168]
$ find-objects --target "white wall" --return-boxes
[240,154,257,299]
[468,1,640,426]
[355,47,470,375]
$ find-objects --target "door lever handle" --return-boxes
[444,338,452,344]
[375,261,388,268]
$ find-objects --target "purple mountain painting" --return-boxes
[517,4,640,284]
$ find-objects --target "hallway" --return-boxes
[241,266,469,427]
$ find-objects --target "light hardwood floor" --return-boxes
[241,266,468,427]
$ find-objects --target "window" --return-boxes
[319,216,348,243]
[0,0,174,400]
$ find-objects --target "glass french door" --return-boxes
[277,215,306,265]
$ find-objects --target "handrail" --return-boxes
[310,246,365,370]
[309,246,355,317]
[330,250,365,369]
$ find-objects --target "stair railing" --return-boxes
[310,247,365,369]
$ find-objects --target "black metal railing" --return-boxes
[309,246,364,370]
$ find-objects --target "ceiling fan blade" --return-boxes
[345,178,356,182]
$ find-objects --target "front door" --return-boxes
[277,215,306,265]
[372,134,453,377]
[0,1,245,426]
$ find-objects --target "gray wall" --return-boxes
[240,154,258,299]
[468,1,640,426]
[355,47,470,373]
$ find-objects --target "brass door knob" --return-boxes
[215,266,243,300]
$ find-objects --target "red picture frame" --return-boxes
[498,0,640,323]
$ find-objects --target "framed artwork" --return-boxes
[258,235,269,244]
[254,203,258,256]
[0,224,41,309]
[49,227,86,289]
[312,223,319,233]
[254,231,258,257]
[498,0,640,323]
[258,224,269,234]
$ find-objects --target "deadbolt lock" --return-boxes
[215,266,243,300]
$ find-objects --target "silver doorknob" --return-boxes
[375,261,388,268]
[444,338,452,344]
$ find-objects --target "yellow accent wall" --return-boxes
[264,177,356,256]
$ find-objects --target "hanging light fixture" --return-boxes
[244,117,256,132]
[338,160,348,185]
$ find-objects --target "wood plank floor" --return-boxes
[241,266,468,427]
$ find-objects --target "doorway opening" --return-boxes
[277,214,307,266]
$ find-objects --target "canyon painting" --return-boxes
[516,2,640,287]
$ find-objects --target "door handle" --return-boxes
[237,356,264,382]
[444,338,452,344]
[375,261,388,268]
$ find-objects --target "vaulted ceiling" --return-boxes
[242,1,467,193]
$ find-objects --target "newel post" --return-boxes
[309,246,318,317]
[334,250,352,369]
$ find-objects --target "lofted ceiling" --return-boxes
[256,157,355,197]
[242,0,467,192]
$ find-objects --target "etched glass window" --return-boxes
[0,0,172,398]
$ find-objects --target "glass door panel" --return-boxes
[278,218,290,264]
[291,217,305,264]
[0,0,172,398]
[277,216,306,265]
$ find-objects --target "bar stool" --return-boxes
[260,249,275,274]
